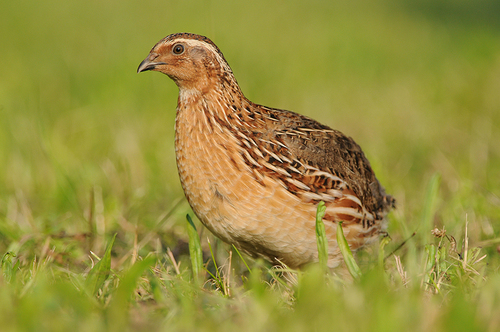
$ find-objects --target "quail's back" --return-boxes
[138,33,395,268]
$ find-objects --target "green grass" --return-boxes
[1,0,500,330]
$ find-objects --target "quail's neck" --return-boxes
[177,76,248,127]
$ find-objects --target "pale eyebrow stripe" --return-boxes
[170,38,233,73]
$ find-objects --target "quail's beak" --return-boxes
[137,54,167,73]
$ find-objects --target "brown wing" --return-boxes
[249,105,394,217]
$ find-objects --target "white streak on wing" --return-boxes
[287,165,302,174]
[309,170,344,183]
[325,206,365,220]
[325,189,343,199]
[209,115,223,132]
[285,178,311,191]
[342,193,363,208]
[300,192,329,201]
[242,149,261,167]
[241,138,252,149]
[262,162,291,177]
[252,147,264,159]
[261,147,283,163]
[298,127,334,133]
[274,140,289,150]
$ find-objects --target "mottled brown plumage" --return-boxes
[138,33,394,269]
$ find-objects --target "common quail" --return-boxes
[138,33,395,269]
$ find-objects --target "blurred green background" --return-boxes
[0,0,500,329]
[1,0,498,241]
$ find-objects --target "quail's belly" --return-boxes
[174,107,339,268]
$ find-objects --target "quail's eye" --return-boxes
[172,44,185,55]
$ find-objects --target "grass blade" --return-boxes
[1,252,19,283]
[206,239,225,292]
[337,222,362,280]
[378,234,392,268]
[421,173,441,243]
[107,256,156,331]
[86,233,116,296]
[186,214,203,282]
[315,201,328,271]
[232,244,252,274]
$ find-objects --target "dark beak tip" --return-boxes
[137,57,167,74]
[137,59,150,73]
